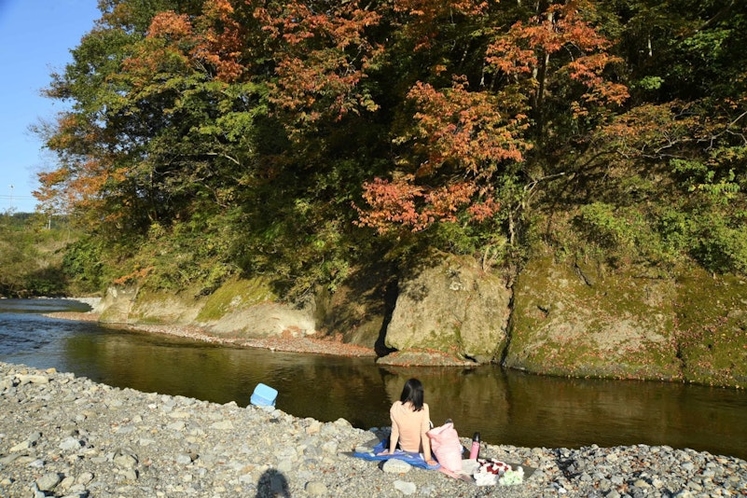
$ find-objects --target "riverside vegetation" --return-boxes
[4,2,747,384]
[4,210,747,388]
[2,361,746,498]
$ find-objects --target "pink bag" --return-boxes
[426,421,463,473]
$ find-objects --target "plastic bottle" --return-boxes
[469,432,480,460]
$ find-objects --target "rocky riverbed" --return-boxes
[1,361,746,498]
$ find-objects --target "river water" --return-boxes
[1,299,746,461]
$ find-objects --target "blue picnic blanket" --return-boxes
[351,440,441,470]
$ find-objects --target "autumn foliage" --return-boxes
[36,0,747,291]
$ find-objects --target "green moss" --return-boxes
[676,269,747,387]
[196,276,277,321]
[509,247,747,386]
[508,251,682,381]
[126,286,204,324]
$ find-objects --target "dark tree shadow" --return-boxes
[374,279,399,357]
[256,469,291,498]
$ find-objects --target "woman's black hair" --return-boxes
[400,378,425,411]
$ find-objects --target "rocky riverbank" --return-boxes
[1,362,746,497]
[44,309,492,366]
[45,310,379,358]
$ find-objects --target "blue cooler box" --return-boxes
[250,383,278,407]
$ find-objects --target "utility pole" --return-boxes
[8,184,13,212]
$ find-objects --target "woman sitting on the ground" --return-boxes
[383,378,436,466]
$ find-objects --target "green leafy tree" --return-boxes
[34,0,747,298]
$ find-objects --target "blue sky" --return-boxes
[0,0,100,213]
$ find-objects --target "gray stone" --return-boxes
[210,420,233,430]
[393,480,417,495]
[321,440,338,454]
[383,458,413,474]
[16,374,50,385]
[9,440,31,452]
[113,451,138,469]
[76,472,94,485]
[633,478,651,488]
[166,421,186,431]
[673,491,694,498]
[120,468,138,481]
[305,480,328,496]
[59,436,83,451]
[277,459,294,473]
[59,475,75,490]
[36,472,62,491]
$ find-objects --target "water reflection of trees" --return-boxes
[380,367,510,438]
[500,373,747,458]
[62,331,392,426]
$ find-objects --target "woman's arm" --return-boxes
[421,404,435,463]
[388,406,400,454]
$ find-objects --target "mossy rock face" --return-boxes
[195,277,319,338]
[128,287,204,325]
[676,269,747,387]
[508,253,682,381]
[196,277,277,322]
[385,255,511,364]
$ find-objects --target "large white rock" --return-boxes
[385,255,511,363]
[382,458,413,474]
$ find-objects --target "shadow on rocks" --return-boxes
[256,469,291,498]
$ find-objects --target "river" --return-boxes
[1,298,746,461]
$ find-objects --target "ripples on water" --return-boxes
[0,299,94,355]
[1,298,746,461]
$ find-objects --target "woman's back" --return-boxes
[390,400,430,453]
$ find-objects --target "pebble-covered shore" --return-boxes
[1,362,746,498]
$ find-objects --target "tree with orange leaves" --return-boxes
[34,0,747,295]
[356,0,627,239]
